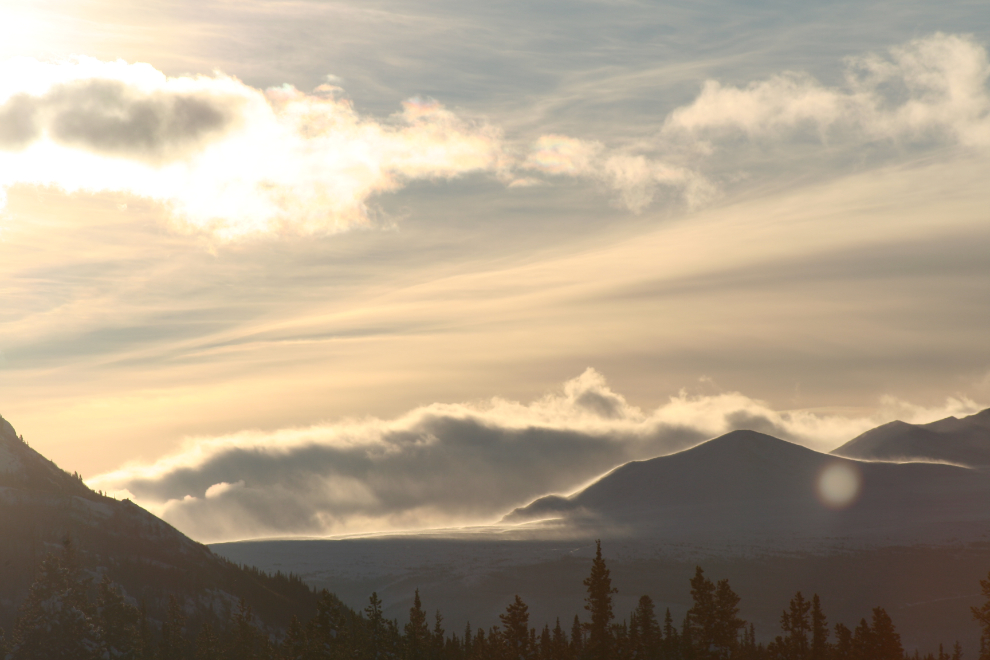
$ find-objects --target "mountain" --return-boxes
[503,429,990,543]
[0,413,318,632]
[213,429,990,652]
[831,408,990,466]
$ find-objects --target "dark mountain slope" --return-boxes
[504,430,990,541]
[0,414,319,632]
[831,408,990,466]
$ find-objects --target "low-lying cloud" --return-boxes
[88,369,985,543]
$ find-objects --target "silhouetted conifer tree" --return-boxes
[366,592,391,660]
[630,595,661,660]
[96,574,140,660]
[662,608,681,660]
[570,615,584,659]
[159,595,187,660]
[433,610,446,660]
[776,592,811,660]
[500,596,533,660]
[9,545,102,660]
[583,540,617,660]
[809,595,829,660]
[869,607,903,660]
[974,570,990,660]
[686,567,744,660]
[833,623,852,660]
[194,621,222,660]
[550,618,568,660]
[405,589,431,660]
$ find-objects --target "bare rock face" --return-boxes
[832,408,990,466]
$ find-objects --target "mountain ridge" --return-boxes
[831,407,990,466]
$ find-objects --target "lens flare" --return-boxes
[817,461,861,509]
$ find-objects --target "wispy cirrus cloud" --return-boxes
[88,369,985,542]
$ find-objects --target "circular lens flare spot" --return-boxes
[817,462,861,509]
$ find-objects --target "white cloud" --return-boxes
[0,58,504,239]
[87,369,986,543]
[663,33,990,148]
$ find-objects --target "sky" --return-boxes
[1,0,989,542]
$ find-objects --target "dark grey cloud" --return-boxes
[0,79,240,161]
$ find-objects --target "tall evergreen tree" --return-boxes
[500,596,533,660]
[778,592,811,660]
[687,567,744,660]
[570,615,584,659]
[195,621,222,660]
[366,592,390,660]
[630,595,661,660]
[95,574,141,660]
[583,540,617,660]
[159,594,187,660]
[432,610,446,660]
[405,589,431,660]
[809,595,829,660]
[870,608,903,660]
[974,570,990,660]
[833,623,853,660]
[850,618,873,660]
[9,548,102,660]
[550,618,568,660]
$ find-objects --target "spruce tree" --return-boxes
[405,589,431,660]
[366,592,389,660]
[195,621,222,660]
[570,614,584,659]
[551,619,568,660]
[974,570,990,660]
[583,539,617,660]
[631,595,661,660]
[833,623,852,660]
[779,592,811,660]
[96,574,140,660]
[500,595,533,660]
[810,595,829,660]
[870,608,903,660]
[9,548,102,660]
[687,567,744,660]
[159,594,187,660]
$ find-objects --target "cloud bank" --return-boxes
[88,369,985,543]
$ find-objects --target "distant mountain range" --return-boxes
[831,408,990,466]
[502,428,990,545]
[0,414,317,633]
[214,414,990,652]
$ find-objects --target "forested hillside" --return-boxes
[2,540,988,660]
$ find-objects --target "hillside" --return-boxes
[831,408,990,466]
[215,429,990,651]
[0,414,319,632]
[504,429,990,543]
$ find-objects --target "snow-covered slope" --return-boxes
[831,408,990,466]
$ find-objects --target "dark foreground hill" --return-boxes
[831,408,990,466]
[0,414,318,632]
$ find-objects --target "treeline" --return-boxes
[3,540,990,660]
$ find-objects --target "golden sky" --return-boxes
[1,0,989,541]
